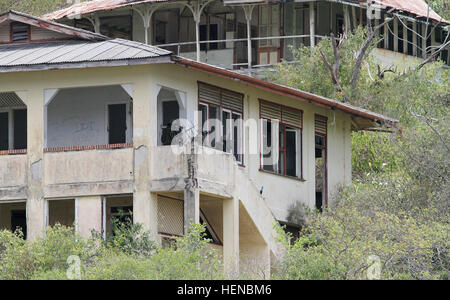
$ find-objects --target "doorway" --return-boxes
[314,115,327,211]
[0,112,8,150]
[108,104,127,144]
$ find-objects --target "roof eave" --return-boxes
[171,56,398,130]
[0,55,172,73]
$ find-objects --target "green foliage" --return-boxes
[0,0,83,16]
[0,222,224,280]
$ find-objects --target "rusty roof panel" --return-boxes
[375,0,449,24]
[44,0,449,25]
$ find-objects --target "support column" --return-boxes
[403,21,408,55]
[343,5,350,34]
[242,5,255,71]
[87,13,101,34]
[393,17,398,52]
[422,23,427,58]
[132,80,158,242]
[25,89,46,240]
[76,196,102,238]
[309,2,315,47]
[412,21,417,56]
[133,3,163,45]
[223,197,239,277]
[184,0,213,62]
[184,188,200,229]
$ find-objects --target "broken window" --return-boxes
[260,100,302,178]
[198,83,244,164]
[200,211,221,245]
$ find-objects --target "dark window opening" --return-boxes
[110,206,133,237]
[397,22,404,53]
[161,101,180,146]
[108,104,127,144]
[0,112,8,151]
[441,50,449,65]
[11,24,29,42]
[48,199,75,227]
[407,23,413,56]
[13,109,27,150]
[315,135,326,211]
[200,24,219,51]
[11,210,27,239]
[388,24,394,51]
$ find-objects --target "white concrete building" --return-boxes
[0,11,397,276]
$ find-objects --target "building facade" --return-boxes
[0,10,397,276]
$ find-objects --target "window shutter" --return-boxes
[315,115,327,135]
[12,24,29,42]
[157,196,184,236]
[198,83,221,106]
[260,100,281,120]
[282,106,302,128]
[222,89,243,112]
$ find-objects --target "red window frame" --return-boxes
[259,99,303,179]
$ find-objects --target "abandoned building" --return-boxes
[43,0,450,72]
[0,9,400,276]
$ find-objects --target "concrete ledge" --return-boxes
[149,177,185,192]
[0,186,27,201]
[44,180,133,198]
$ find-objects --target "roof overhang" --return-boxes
[172,56,399,131]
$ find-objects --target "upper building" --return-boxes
[0,10,397,277]
[42,0,450,71]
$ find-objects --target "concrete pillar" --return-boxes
[403,21,408,54]
[223,197,239,277]
[25,89,46,240]
[184,188,200,229]
[76,196,102,238]
[412,21,417,56]
[132,79,158,241]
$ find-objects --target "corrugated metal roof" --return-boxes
[0,92,26,107]
[43,0,449,25]
[0,38,171,72]
[375,0,449,24]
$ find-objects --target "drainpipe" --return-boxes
[184,0,214,62]
[242,5,255,72]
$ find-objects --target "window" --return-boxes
[198,83,244,164]
[315,115,327,210]
[259,4,280,47]
[11,23,29,43]
[0,108,27,151]
[260,100,302,178]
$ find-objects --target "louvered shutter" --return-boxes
[282,106,302,128]
[222,89,243,112]
[198,83,221,106]
[315,115,327,135]
[260,100,281,120]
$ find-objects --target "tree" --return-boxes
[0,0,83,16]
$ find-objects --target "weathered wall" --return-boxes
[47,85,132,148]
[0,155,28,200]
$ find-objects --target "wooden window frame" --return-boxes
[259,99,303,179]
[10,22,31,43]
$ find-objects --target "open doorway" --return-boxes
[108,103,127,144]
[314,115,327,211]
[0,202,27,238]
[103,195,133,239]
[0,92,27,151]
